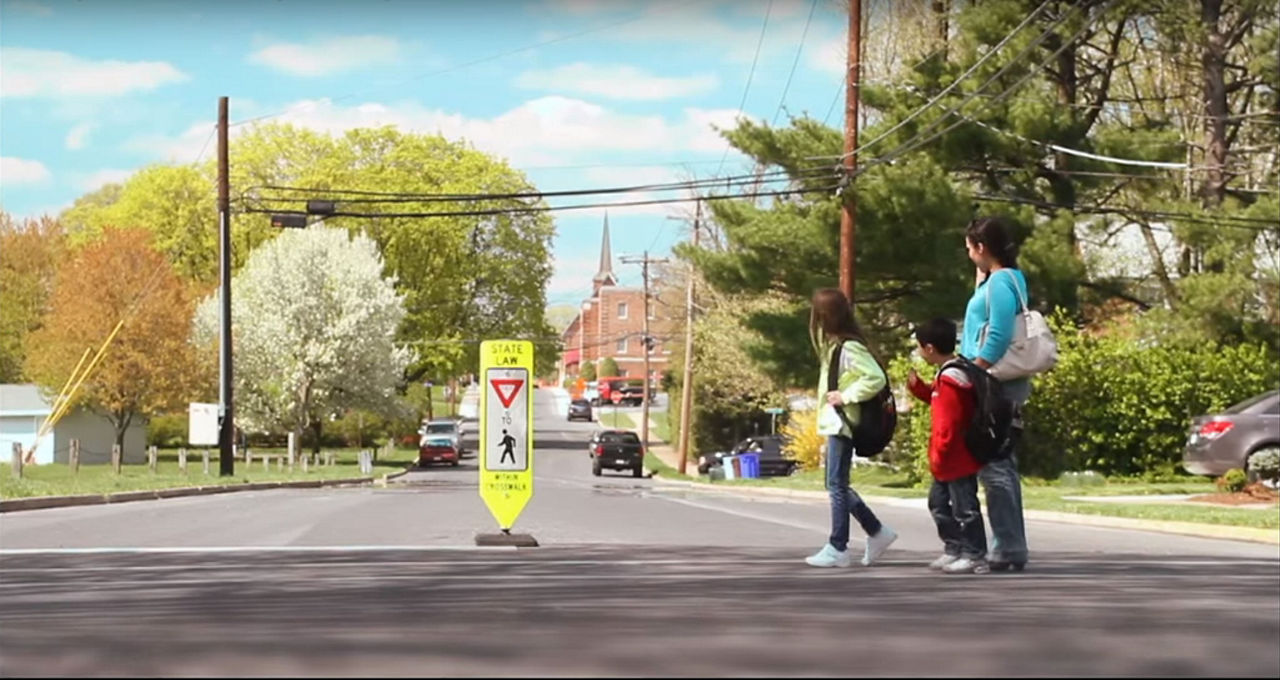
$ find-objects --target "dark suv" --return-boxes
[698,434,797,477]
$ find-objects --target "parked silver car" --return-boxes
[1182,390,1280,479]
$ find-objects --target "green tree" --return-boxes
[0,214,65,382]
[579,361,597,382]
[599,357,620,378]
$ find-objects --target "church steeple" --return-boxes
[592,213,617,289]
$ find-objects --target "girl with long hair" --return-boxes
[804,288,898,568]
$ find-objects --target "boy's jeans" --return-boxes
[929,475,987,559]
[979,378,1031,564]
[825,435,883,552]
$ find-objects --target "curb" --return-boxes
[650,476,1280,546]
[0,469,414,514]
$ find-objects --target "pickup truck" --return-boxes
[595,378,645,407]
[588,429,645,478]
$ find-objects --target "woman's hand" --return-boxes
[825,391,844,406]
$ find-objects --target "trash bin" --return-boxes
[722,455,737,480]
[737,453,760,479]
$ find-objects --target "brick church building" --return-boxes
[559,216,672,386]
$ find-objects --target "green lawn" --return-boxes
[649,411,671,443]
[598,412,636,429]
[1,447,418,500]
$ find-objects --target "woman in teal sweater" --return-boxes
[804,288,898,569]
[959,216,1031,572]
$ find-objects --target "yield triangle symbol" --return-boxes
[490,379,523,409]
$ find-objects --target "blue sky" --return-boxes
[0,0,852,305]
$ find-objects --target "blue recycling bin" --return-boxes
[737,453,760,479]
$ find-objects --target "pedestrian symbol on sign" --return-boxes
[500,429,517,464]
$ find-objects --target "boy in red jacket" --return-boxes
[907,318,990,575]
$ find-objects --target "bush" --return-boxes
[780,410,824,471]
[580,362,597,382]
[1021,312,1276,479]
[1248,447,1280,482]
[885,354,934,487]
[146,413,187,447]
[1217,468,1249,493]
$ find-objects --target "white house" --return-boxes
[0,384,146,465]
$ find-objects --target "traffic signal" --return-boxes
[270,213,308,229]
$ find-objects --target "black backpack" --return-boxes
[940,357,1015,464]
[827,341,897,457]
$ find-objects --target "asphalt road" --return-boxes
[1,388,1277,677]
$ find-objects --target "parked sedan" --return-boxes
[698,434,797,477]
[1182,390,1280,479]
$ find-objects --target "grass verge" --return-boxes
[1,447,417,500]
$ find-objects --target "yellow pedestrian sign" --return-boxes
[479,340,534,531]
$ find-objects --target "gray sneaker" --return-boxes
[861,526,898,566]
[928,554,960,571]
[942,557,991,574]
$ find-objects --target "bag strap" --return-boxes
[827,341,858,435]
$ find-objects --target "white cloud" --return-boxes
[548,252,604,300]
[249,35,402,77]
[807,36,847,76]
[80,168,135,191]
[516,63,718,101]
[1,156,51,183]
[0,48,187,98]
[65,122,95,150]
[129,96,748,167]
[124,121,218,163]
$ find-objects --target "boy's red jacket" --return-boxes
[908,364,983,481]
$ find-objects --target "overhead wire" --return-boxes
[714,0,774,179]
[771,0,819,127]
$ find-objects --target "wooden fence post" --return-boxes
[111,444,122,475]
[202,449,210,475]
[178,447,187,474]
[11,442,22,479]
[148,445,157,474]
[70,439,81,475]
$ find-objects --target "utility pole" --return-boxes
[217,97,235,477]
[676,202,701,476]
[620,251,669,454]
[839,0,862,303]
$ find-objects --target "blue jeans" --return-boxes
[978,378,1031,564]
[825,435,883,552]
[929,475,987,559]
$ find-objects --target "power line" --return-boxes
[241,185,839,221]
[846,0,1056,162]
[971,193,1279,232]
[772,0,819,127]
[242,165,835,205]
[715,0,774,178]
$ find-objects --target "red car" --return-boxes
[418,420,462,467]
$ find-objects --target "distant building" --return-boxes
[0,384,147,464]
[559,216,673,385]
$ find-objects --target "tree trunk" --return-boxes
[1137,222,1180,307]
[1199,0,1229,208]
[311,419,323,455]
[112,410,133,464]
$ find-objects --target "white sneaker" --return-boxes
[861,526,898,566]
[805,544,852,568]
[928,554,960,571]
[942,556,991,574]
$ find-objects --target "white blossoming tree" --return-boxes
[194,226,414,450]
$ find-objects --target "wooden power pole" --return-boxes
[839,0,862,303]
[217,96,235,477]
[676,202,701,476]
[620,251,668,455]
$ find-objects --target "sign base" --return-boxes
[475,530,539,547]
